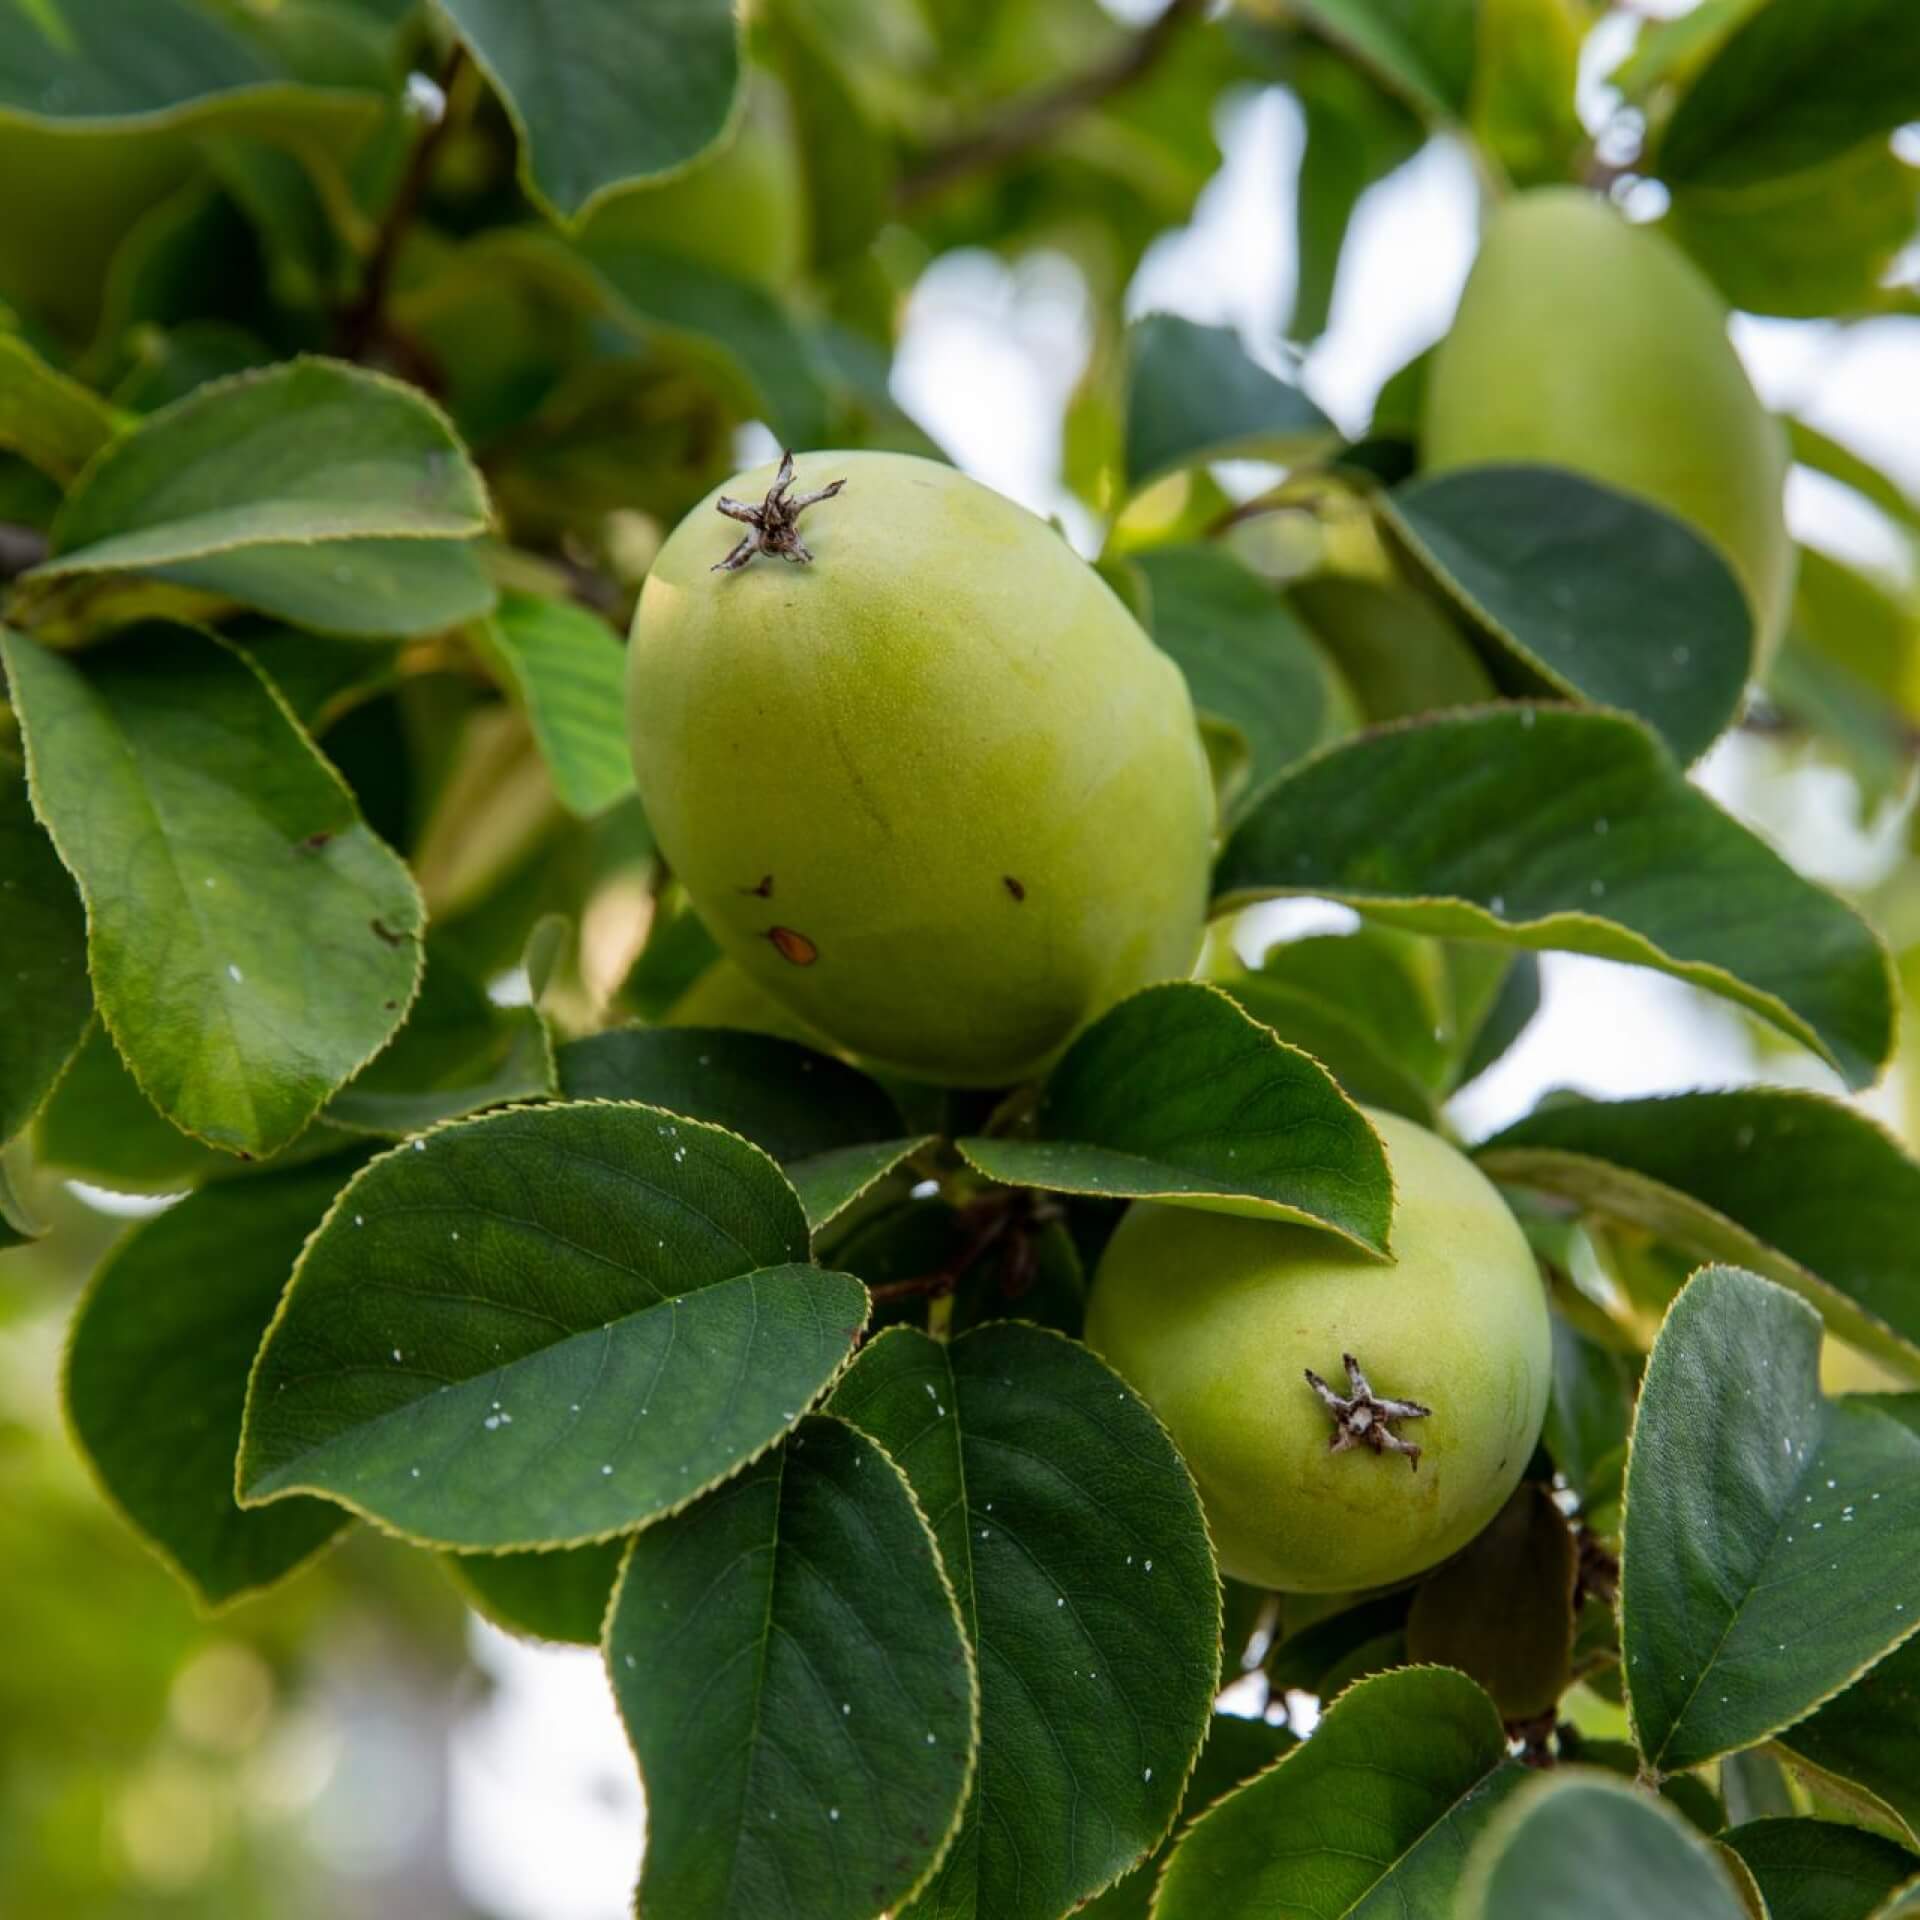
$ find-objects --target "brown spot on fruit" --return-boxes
[738,875,774,899]
[300,831,335,852]
[1002,875,1026,902]
[765,926,818,967]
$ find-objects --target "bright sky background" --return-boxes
[452,8,1920,1911]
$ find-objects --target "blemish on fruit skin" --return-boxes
[1003,875,1027,902]
[739,874,774,899]
[765,926,818,967]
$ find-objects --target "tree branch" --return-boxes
[894,0,1208,210]
[336,43,467,366]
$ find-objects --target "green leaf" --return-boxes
[1153,1666,1526,1919]
[1287,46,1423,343]
[1479,1090,1920,1376]
[0,737,89,1146]
[325,944,554,1137]
[556,1028,930,1235]
[1459,1770,1752,1919]
[1664,144,1920,321]
[0,1153,40,1247]
[1406,1484,1577,1719]
[238,1101,866,1549]
[1132,545,1339,822]
[2,622,424,1156]
[1722,1817,1920,1920]
[1620,1266,1920,1773]
[1453,949,1542,1091]
[1468,0,1587,189]
[828,1323,1220,1920]
[606,1414,975,1920]
[439,0,741,223]
[1287,0,1477,122]
[472,592,633,819]
[1786,420,1920,538]
[1124,313,1336,492]
[1077,1714,1296,1920]
[444,1540,623,1647]
[64,1158,360,1607]
[35,1022,229,1192]
[1380,466,1753,763]
[1540,1314,1634,1512]
[576,234,830,450]
[1654,0,1920,189]
[1287,572,1498,725]
[0,329,119,481]
[957,981,1394,1257]
[1779,1634,1920,1847]
[29,358,493,636]
[1214,706,1895,1091]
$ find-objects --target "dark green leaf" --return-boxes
[29,358,493,636]
[1479,1090,1920,1376]
[0,0,380,124]
[1215,706,1894,1090]
[1154,1666,1526,1919]
[0,330,120,481]
[1664,145,1920,320]
[1722,1816,1920,1920]
[65,1159,361,1606]
[1381,465,1753,763]
[1132,545,1339,820]
[472,592,633,819]
[556,1027,929,1234]
[828,1323,1219,1920]
[444,1540,623,1646]
[578,234,829,450]
[238,1102,866,1548]
[440,0,741,222]
[1620,1267,1920,1773]
[1454,949,1542,1091]
[1287,46,1423,342]
[1654,0,1920,188]
[0,737,89,1146]
[958,981,1394,1256]
[1779,1634,1920,1847]
[622,887,723,1021]
[1124,313,1336,492]
[1287,0,1477,121]
[1459,1771,1752,1919]
[1286,572,1497,724]
[1078,1714,1295,1920]
[1264,1590,1413,1696]
[3,622,424,1156]
[607,1414,975,1920]
[1540,1314,1634,1511]
[948,1216,1087,1340]
[325,944,554,1136]
[1406,1484,1577,1719]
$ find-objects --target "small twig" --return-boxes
[869,1195,1025,1304]
[0,524,49,585]
[336,43,467,364]
[895,0,1207,209]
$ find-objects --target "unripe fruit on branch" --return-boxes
[1085,1109,1551,1592]
[628,450,1215,1086]
[1424,188,1792,666]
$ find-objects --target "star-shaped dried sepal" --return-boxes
[711,449,848,572]
[1304,1352,1432,1472]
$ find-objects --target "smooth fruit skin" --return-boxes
[629,450,1215,1087]
[1084,1109,1551,1592]
[1423,187,1792,664]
